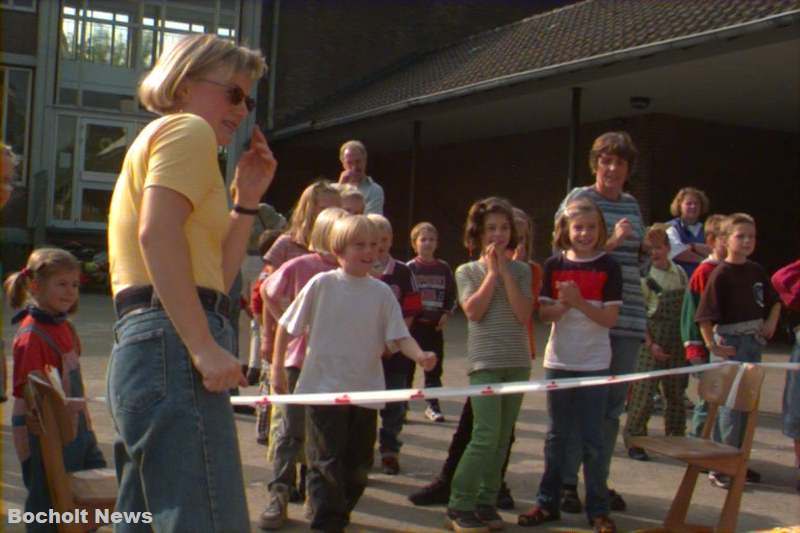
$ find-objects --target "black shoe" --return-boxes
[496,483,515,510]
[409,478,450,506]
[445,508,490,533]
[627,446,650,461]
[608,489,626,512]
[560,486,582,514]
[746,468,761,483]
[475,504,504,531]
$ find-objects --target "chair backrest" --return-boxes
[24,373,80,523]
[698,363,765,413]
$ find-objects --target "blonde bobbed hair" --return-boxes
[308,207,349,254]
[139,33,267,115]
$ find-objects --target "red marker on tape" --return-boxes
[335,394,351,404]
[409,390,425,400]
[481,386,494,395]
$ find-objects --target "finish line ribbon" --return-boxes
[229,360,800,407]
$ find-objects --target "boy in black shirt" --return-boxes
[695,213,781,488]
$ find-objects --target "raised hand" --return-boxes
[232,126,277,207]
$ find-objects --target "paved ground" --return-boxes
[2,293,798,532]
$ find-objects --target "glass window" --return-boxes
[0,66,32,184]
[83,123,128,175]
[80,187,112,223]
[53,115,77,221]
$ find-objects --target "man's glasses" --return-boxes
[198,79,256,112]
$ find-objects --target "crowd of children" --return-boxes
[4,132,800,533]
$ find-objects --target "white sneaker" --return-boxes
[425,405,445,422]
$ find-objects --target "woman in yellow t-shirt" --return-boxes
[107,34,276,531]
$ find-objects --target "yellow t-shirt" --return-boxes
[108,113,229,296]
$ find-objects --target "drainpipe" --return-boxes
[567,87,582,193]
[408,120,421,258]
[267,0,280,131]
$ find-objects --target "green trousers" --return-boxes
[448,366,530,510]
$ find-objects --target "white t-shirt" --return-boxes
[279,268,409,408]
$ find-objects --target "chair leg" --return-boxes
[716,466,746,533]
[664,465,702,529]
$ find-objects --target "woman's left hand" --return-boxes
[232,126,277,207]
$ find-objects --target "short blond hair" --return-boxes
[339,140,367,160]
[720,212,756,238]
[644,223,670,248]
[704,214,726,239]
[330,215,376,255]
[308,207,348,253]
[366,213,392,235]
[410,222,437,250]
[139,33,267,115]
[670,187,710,218]
[334,183,365,201]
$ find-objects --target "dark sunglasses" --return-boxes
[199,79,255,112]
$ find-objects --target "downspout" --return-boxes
[566,87,581,193]
[267,0,280,131]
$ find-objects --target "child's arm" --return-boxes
[558,281,619,328]
[496,250,533,325]
[761,302,781,340]
[392,336,437,371]
[269,325,290,394]
[461,250,499,322]
[538,301,568,323]
[699,320,736,358]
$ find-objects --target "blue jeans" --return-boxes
[379,369,408,454]
[107,308,250,533]
[563,335,642,487]
[711,333,763,448]
[784,330,800,440]
[537,368,609,520]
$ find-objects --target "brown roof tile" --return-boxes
[280,0,800,130]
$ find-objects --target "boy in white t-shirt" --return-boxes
[272,215,436,532]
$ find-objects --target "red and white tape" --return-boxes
[229,360,800,407]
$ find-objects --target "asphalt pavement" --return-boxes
[2,293,798,532]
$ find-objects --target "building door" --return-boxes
[51,115,134,229]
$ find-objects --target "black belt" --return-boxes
[114,286,231,320]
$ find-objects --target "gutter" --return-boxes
[271,9,800,141]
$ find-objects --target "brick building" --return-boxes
[262,0,800,272]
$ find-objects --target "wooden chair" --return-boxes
[629,363,765,533]
[24,371,118,533]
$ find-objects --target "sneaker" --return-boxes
[627,446,650,461]
[560,486,582,514]
[709,471,731,489]
[608,489,626,512]
[256,434,268,446]
[496,483,515,510]
[444,508,490,533]
[425,405,446,422]
[381,454,400,475]
[475,504,504,531]
[746,468,761,483]
[409,478,450,506]
[258,484,289,530]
